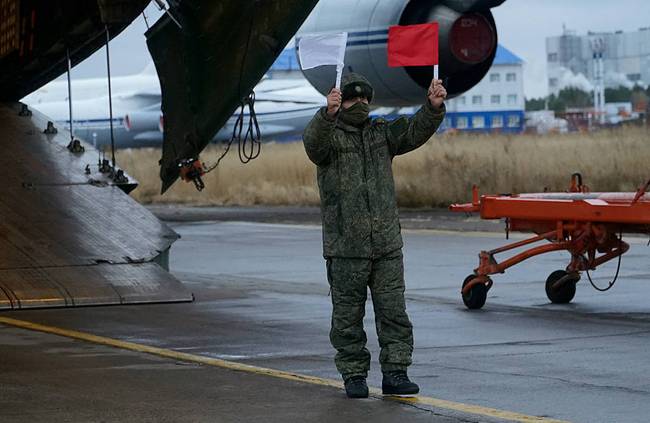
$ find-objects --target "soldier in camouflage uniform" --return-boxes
[303,73,447,398]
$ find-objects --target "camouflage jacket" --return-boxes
[303,101,445,258]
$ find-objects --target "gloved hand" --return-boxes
[428,79,447,110]
[326,88,342,118]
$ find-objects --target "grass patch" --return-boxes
[116,126,650,208]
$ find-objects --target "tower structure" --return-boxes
[590,37,606,125]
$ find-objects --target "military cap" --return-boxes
[341,72,374,103]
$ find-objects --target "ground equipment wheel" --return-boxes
[462,274,488,310]
[545,270,578,304]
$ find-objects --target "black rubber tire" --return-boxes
[545,270,577,304]
[462,275,488,310]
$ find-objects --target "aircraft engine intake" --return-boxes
[297,0,501,106]
[124,112,163,133]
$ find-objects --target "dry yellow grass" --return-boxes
[116,126,650,208]
[116,142,319,206]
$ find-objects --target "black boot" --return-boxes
[344,376,369,398]
[382,371,419,396]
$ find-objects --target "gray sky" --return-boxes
[72,1,650,99]
[67,3,162,79]
[493,0,650,98]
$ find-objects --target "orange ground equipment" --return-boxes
[179,158,207,191]
[449,174,650,310]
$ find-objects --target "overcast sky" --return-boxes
[71,0,650,99]
[492,0,650,98]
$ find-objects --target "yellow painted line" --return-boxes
[0,316,569,423]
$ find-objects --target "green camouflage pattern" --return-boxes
[305,75,445,378]
[302,86,445,259]
[327,250,413,378]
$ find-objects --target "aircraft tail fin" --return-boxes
[140,61,158,76]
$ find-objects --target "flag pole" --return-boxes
[335,32,347,90]
[335,64,343,90]
[433,23,439,81]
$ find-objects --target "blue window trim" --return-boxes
[440,110,525,133]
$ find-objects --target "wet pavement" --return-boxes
[3,219,650,422]
[1,325,462,423]
[146,204,505,232]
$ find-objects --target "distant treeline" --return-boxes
[526,85,650,113]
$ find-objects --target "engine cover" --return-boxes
[297,0,500,106]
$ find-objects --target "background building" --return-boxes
[546,27,650,95]
[442,45,525,133]
[268,43,526,134]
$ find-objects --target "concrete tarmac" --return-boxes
[1,326,457,423]
[3,218,650,422]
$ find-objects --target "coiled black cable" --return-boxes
[200,1,261,177]
[586,228,623,292]
[237,92,261,163]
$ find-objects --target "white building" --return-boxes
[443,44,525,133]
[546,27,650,95]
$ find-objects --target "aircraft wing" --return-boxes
[255,78,313,93]
[120,92,162,109]
[0,1,196,308]
[254,85,326,105]
[0,1,320,308]
[0,103,192,309]
[145,0,319,193]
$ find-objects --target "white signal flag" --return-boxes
[298,32,348,89]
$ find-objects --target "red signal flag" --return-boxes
[387,22,439,67]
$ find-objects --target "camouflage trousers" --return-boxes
[326,249,413,379]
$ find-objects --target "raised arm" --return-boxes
[387,79,447,156]
[302,88,341,166]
